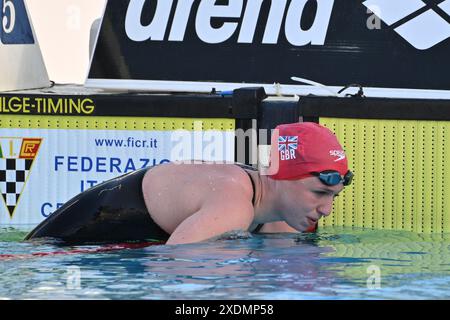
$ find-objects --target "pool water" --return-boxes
[1,227,450,300]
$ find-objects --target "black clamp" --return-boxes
[338,84,365,98]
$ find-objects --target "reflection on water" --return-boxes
[1,227,450,299]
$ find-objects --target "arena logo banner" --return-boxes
[0,138,42,218]
[87,0,450,98]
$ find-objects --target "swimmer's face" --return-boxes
[276,177,344,231]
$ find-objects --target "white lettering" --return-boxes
[366,5,382,30]
[124,0,335,46]
[175,304,210,317]
[290,149,296,159]
[285,0,334,46]
[237,0,264,43]
[193,121,203,163]
[262,0,287,44]
[2,0,16,34]
[203,130,224,161]
[280,149,296,161]
[125,0,173,41]
[367,265,381,289]
[170,129,192,161]
[168,0,195,41]
[196,0,243,44]
[66,5,81,31]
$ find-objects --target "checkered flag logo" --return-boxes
[0,159,33,217]
[0,138,42,218]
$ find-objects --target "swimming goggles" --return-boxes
[311,170,354,187]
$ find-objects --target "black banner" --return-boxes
[88,0,450,92]
[0,87,265,118]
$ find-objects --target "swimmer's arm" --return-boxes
[166,194,254,245]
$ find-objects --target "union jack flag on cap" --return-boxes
[278,136,298,152]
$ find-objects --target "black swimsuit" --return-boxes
[234,164,264,233]
[25,164,262,244]
[25,167,169,244]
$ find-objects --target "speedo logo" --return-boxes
[330,150,345,162]
[125,0,335,45]
[364,0,450,50]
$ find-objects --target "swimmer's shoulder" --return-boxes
[145,162,254,186]
[143,162,255,207]
[144,163,256,243]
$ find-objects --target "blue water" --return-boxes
[1,227,450,300]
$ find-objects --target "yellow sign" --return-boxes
[0,96,95,115]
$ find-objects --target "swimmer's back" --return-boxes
[142,163,255,239]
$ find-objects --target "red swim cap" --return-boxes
[268,122,348,180]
